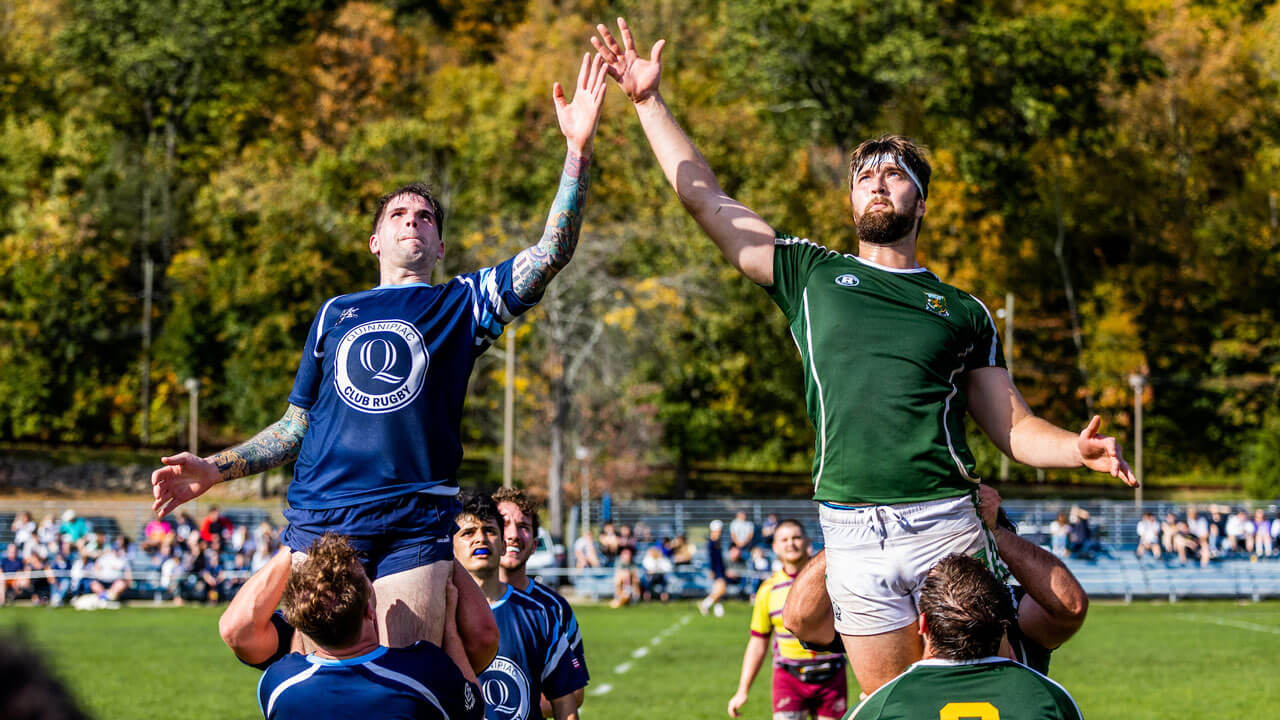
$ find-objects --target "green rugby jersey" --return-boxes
[846,658,1082,720]
[765,235,1005,505]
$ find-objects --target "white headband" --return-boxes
[855,152,926,200]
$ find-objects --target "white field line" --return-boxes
[591,614,692,696]
[1179,613,1280,635]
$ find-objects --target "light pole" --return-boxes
[183,377,200,456]
[503,328,516,489]
[1128,373,1146,509]
[576,445,591,535]
[995,293,1014,482]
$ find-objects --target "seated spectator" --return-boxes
[1,544,31,604]
[1049,512,1070,558]
[226,552,252,599]
[1173,519,1210,567]
[666,533,694,565]
[1225,510,1251,554]
[617,524,637,556]
[729,510,755,554]
[174,511,198,542]
[143,517,173,551]
[10,512,36,556]
[45,540,76,607]
[1186,506,1211,556]
[200,506,234,544]
[759,513,778,546]
[598,522,620,565]
[610,547,639,608]
[746,545,772,597]
[573,527,601,569]
[88,544,132,607]
[1067,507,1103,559]
[640,545,673,602]
[1160,512,1180,555]
[1208,505,1227,554]
[1135,512,1162,559]
[1253,509,1274,558]
[35,514,59,550]
[633,520,654,546]
[58,510,88,543]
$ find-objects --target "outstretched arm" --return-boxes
[966,367,1137,486]
[978,485,1087,649]
[592,18,775,285]
[512,53,608,302]
[151,404,309,517]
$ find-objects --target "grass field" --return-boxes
[2,599,1278,719]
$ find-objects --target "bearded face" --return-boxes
[855,197,919,246]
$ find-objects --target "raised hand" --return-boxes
[1077,415,1138,487]
[151,452,220,517]
[555,52,608,154]
[592,17,665,104]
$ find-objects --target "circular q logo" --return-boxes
[480,657,530,720]
[333,320,428,414]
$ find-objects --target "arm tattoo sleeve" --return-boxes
[209,405,309,482]
[512,150,591,301]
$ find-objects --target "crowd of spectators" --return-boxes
[1138,504,1280,566]
[571,511,790,607]
[1,506,280,608]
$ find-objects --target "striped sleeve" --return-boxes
[459,257,539,355]
[749,576,774,637]
[765,234,838,319]
[964,293,1006,371]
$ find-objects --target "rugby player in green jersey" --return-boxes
[847,554,1083,720]
[590,17,1136,695]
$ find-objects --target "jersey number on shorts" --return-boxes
[939,702,999,720]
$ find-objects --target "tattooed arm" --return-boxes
[512,151,591,300]
[511,53,609,302]
[150,404,309,517]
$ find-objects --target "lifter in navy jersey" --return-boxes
[782,485,1087,676]
[493,488,589,714]
[234,533,482,720]
[151,53,611,649]
[455,495,586,720]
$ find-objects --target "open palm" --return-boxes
[592,17,665,103]
[556,52,608,153]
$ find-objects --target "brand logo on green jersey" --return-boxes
[924,292,950,317]
[835,273,860,287]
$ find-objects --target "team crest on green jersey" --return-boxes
[923,292,950,317]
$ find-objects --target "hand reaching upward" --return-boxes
[556,52,609,154]
[592,17,665,104]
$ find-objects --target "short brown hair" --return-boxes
[917,554,1014,661]
[848,135,932,201]
[371,182,445,238]
[493,487,540,535]
[282,533,370,649]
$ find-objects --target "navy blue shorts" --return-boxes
[281,493,461,580]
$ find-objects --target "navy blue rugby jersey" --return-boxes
[288,259,536,509]
[257,643,482,720]
[518,579,588,682]
[482,586,586,720]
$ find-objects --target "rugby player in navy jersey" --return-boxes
[220,532,482,720]
[151,52,611,651]
[492,488,589,714]
[782,485,1088,677]
[455,494,586,720]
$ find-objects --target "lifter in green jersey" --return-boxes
[590,18,1135,695]
[847,554,1083,720]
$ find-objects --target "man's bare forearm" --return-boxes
[207,405,308,482]
[1008,415,1084,468]
[512,150,591,301]
[633,93,722,214]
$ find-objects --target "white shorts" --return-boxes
[820,493,1004,637]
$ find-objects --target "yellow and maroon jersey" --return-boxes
[751,568,845,667]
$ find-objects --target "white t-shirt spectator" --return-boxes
[1136,518,1161,545]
